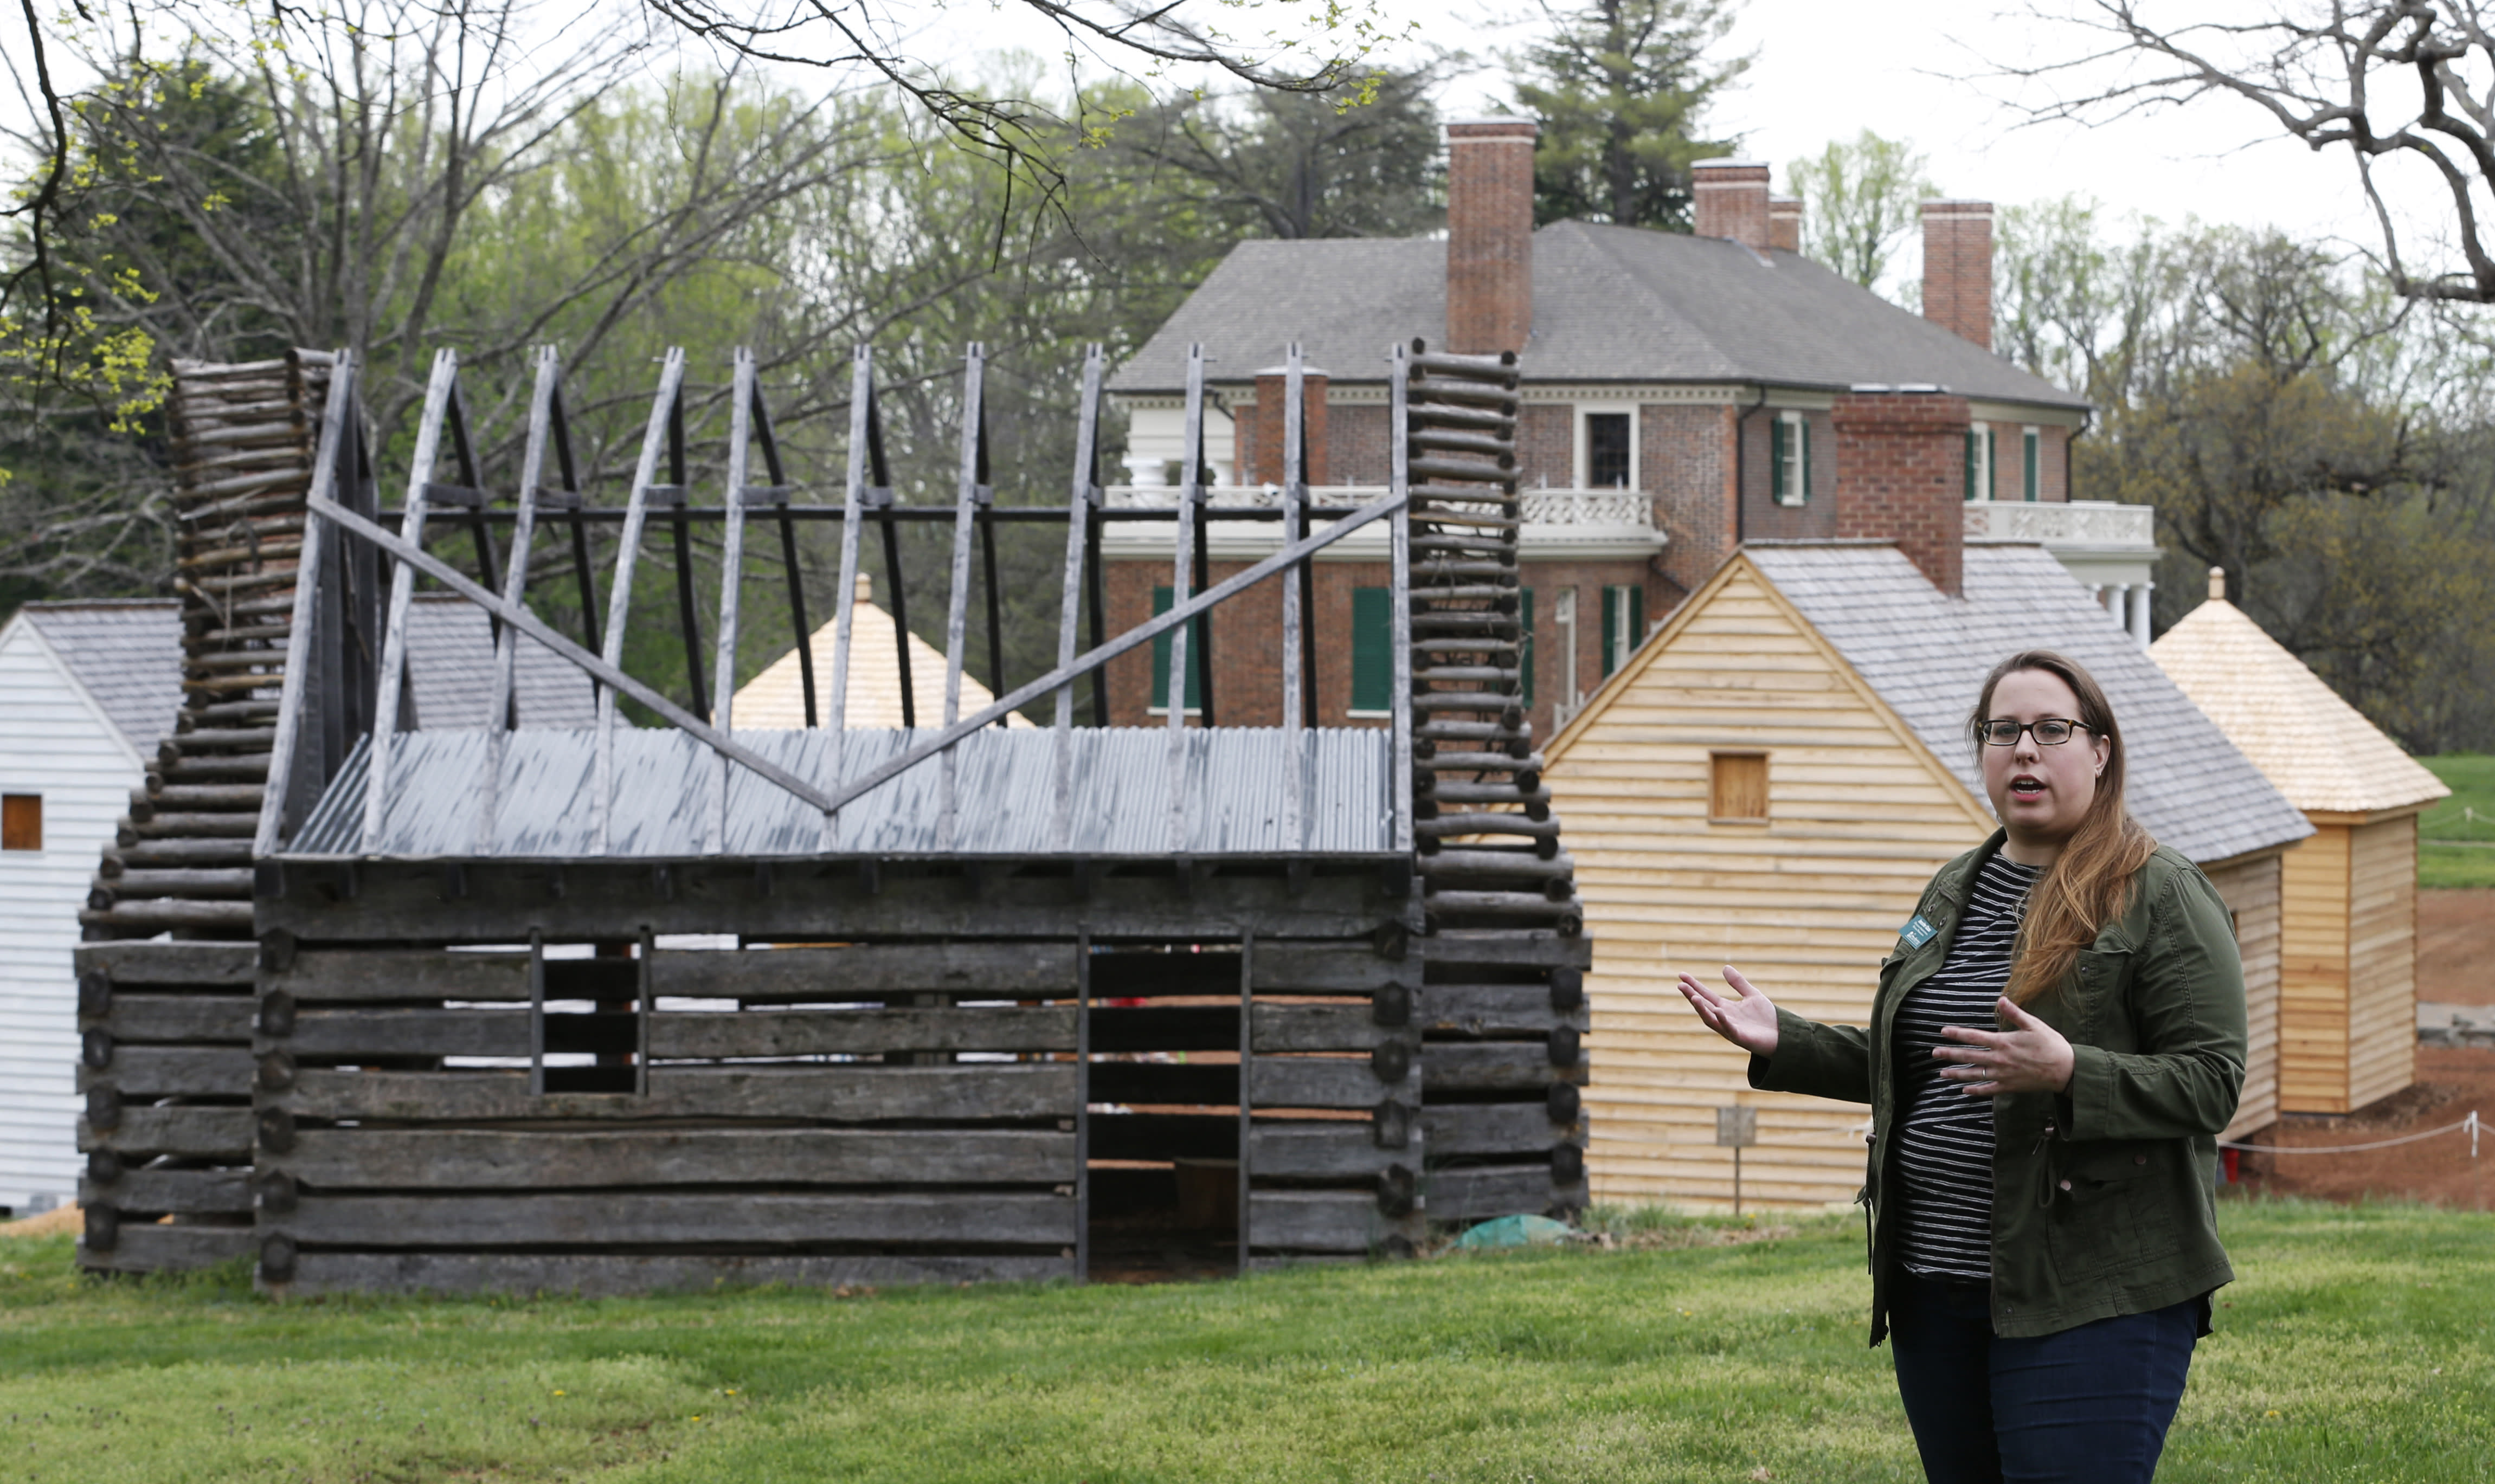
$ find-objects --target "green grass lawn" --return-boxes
[1,1199,2487,1482]
[2421,754,2495,888]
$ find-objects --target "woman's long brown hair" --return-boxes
[1968,650,2158,1004]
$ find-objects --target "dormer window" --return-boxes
[1771,411,1811,505]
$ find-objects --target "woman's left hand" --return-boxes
[1934,997,2075,1096]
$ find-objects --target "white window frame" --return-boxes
[1574,404,1640,491]
[1969,421,1994,501]
[1773,409,1811,507]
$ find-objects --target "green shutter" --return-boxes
[1965,430,1979,501]
[1150,587,1201,712]
[1600,584,1618,676]
[1520,589,1535,705]
[1798,419,1811,501]
[2024,430,2040,501]
[1986,428,1997,496]
[1350,586,1391,713]
[1629,584,1644,651]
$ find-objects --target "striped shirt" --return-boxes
[1893,852,2040,1280]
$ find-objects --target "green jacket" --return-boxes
[1751,832,2246,1343]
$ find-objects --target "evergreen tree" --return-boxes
[1507,0,1748,229]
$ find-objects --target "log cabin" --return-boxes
[1540,540,2311,1211]
[2151,569,2447,1114]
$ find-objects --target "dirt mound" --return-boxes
[2237,1047,2492,1211]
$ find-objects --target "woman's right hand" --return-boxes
[1676,966,1780,1057]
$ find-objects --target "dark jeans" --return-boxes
[1887,1272,2201,1483]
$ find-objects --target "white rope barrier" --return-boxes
[2219,1111,2479,1156]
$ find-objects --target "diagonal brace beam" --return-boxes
[303,495,840,821]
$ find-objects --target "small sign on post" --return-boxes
[1716,1105,1758,1216]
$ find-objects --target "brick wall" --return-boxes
[1446,120,1537,355]
[1736,407,1840,545]
[1921,201,1994,351]
[1239,373,1330,486]
[1650,403,1735,596]
[1102,552,1663,738]
[1831,391,1971,596]
[1327,403,1392,485]
[1519,404,1573,489]
[1972,421,2070,502]
[1693,160,1771,250]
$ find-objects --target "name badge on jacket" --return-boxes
[1899,914,1938,950]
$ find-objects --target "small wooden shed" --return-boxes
[2151,571,2447,1115]
[1542,542,2312,1211]
[732,575,1032,728]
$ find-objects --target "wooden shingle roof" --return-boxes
[2150,586,2447,816]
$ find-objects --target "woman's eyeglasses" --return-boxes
[1979,718,2091,747]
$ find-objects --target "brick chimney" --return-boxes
[1445,119,1538,355]
[1246,367,1330,487]
[1920,200,1994,351]
[1769,195,1802,254]
[1692,160,1771,250]
[1832,390,1972,597]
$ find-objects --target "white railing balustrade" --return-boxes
[1963,500,2156,549]
[1107,485,1656,531]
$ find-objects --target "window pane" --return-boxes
[1150,587,1202,711]
[1,793,38,851]
[1711,754,1768,821]
[1350,586,1392,712]
[1586,412,1631,489]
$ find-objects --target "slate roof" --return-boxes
[9,593,597,746]
[14,600,183,750]
[732,579,1032,729]
[1110,222,2087,409]
[2150,591,2447,816]
[1744,543,2312,866]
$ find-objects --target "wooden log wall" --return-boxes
[1398,344,1591,1228]
[75,353,329,1275]
[73,941,259,1272]
[82,353,330,941]
[253,933,1086,1296]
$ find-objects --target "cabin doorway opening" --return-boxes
[1084,946,1244,1283]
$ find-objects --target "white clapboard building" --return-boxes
[0,596,596,1215]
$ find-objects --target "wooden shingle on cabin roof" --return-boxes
[733,577,1033,729]
[2150,583,2446,817]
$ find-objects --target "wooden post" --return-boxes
[1085,500,1109,728]
[1388,344,1415,859]
[256,349,357,858]
[527,930,546,1096]
[1279,344,1306,852]
[1075,927,1092,1283]
[478,347,563,854]
[665,386,709,725]
[1237,928,1253,1273]
[594,348,687,855]
[442,378,503,625]
[748,378,812,728]
[362,349,460,855]
[940,344,986,851]
[709,349,757,855]
[1167,345,1206,854]
[551,389,599,655]
[1053,346,1104,850]
[825,346,874,851]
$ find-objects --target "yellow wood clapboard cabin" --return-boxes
[2151,570,2446,1115]
[1542,542,2313,1211]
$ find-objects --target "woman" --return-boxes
[1676,650,2245,1484]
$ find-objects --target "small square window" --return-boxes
[1709,754,1767,823]
[2,794,40,851]
[1586,412,1632,488]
